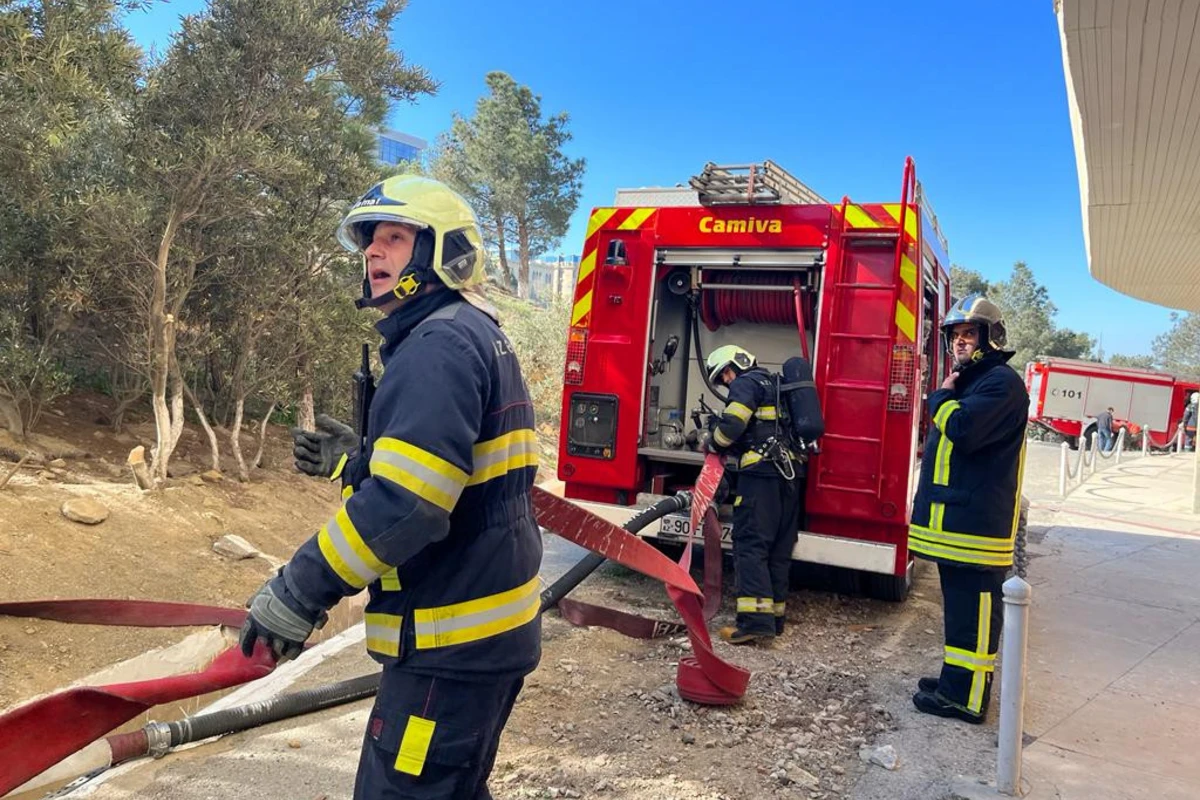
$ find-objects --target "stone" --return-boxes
[48,458,66,468]
[200,470,224,483]
[790,767,820,789]
[61,498,109,525]
[213,534,259,560]
[859,743,899,770]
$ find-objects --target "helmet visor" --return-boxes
[335,211,429,253]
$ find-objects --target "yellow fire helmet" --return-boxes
[705,344,757,384]
[335,175,486,308]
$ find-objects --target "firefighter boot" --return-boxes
[912,689,987,724]
[918,676,940,693]
[775,616,786,636]
[719,626,774,645]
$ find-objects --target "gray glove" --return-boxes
[290,413,358,478]
[238,575,327,663]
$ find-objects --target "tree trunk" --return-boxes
[148,209,182,484]
[0,395,25,439]
[183,383,220,472]
[516,217,531,300]
[297,350,316,431]
[253,401,276,469]
[494,214,515,291]
[110,392,142,433]
[229,396,249,482]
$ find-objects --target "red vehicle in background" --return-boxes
[554,158,952,601]
[1024,357,1199,449]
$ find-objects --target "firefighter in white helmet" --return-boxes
[241,175,542,799]
[703,344,802,645]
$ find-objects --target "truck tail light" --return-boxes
[564,326,588,385]
[888,344,916,412]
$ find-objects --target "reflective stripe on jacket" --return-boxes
[283,292,542,680]
[908,353,1029,569]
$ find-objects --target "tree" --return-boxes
[1152,313,1200,378]
[949,264,990,301]
[432,72,585,298]
[989,261,1094,371]
[88,0,433,482]
[0,0,142,436]
[1109,353,1157,370]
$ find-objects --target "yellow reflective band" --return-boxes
[740,451,764,467]
[413,576,540,649]
[317,506,388,589]
[1009,440,1028,539]
[773,602,786,616]
[933,430,954,486]
[330,452,349,482]
[881,203,919,240]
[755,405,778,420]
[726,402,753,422]
[467,429,539,486]
[844,204,880,229]
[714,428,733,447]
[929,503,946,532]
[736,597,774,613]
[934,400,960,434]
[586,207,619,239]
[341,485,354,500]
[570,288,594,326]
[394,715,436,776]
[380,568,401,591]
[945,645,996,671]
[733,495,742,506]
[617,207,656,230]
[910,523,1014,552]
[576,249,597,284]
[365,612,402,657]
[899,253,918,291]
[371,437,468,512]
[895,302,916,341]
[970,592,994,712]
[907,535,1013,567]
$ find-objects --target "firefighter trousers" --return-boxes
[935,564,1004,716]
[354,668,524,799]
[731,471,802,635]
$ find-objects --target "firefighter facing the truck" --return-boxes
[909,294,1028,724]
[704,345,802,645]
[240,175,542,799]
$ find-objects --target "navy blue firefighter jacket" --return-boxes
[279,289,542,681]
[908,352,1029,570]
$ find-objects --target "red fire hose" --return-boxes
[0,457,747,795]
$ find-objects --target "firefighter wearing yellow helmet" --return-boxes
[703,344,802,645]
[243,175,542,799]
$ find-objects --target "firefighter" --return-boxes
[703,345,802,644]
[909,294,1028,724]
[1184,392,1197,451]
[239,175,542,799]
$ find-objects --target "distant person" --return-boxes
[1096,407,1114,452]
[1185,393,1198,451]
[908,294,1029,724]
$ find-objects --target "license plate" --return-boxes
[657,513,732,545]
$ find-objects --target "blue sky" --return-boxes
[121,0,1177,357]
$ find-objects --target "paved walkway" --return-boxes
[1017,451,1200,799]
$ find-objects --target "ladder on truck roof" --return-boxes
[689,161,828,206]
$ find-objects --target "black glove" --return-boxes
[239,572,327,663]
[290,414,358,478]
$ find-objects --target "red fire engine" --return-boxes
[1025,356,1199,449]
[554,158,952,601]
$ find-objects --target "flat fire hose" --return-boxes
[0,456,746,795]
[531,454,748,705]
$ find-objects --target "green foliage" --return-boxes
[987,261,1094,370]
[0,307,73,436]
[491,293,569,431]
[1108,353,1157,370]
[948,264,990,300]
[1152,313,1200,378]
[432,72,585,298]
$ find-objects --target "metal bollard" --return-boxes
[997,575,1032,796]
[1058,442,1068,498]
[1142,423,1149,457]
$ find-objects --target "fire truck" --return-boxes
[1025,356,1199,449]
[554,158,952,601]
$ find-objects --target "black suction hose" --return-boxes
[539,491,692,611]
[690,294,728,404]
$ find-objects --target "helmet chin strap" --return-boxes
[355,230,435,310]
